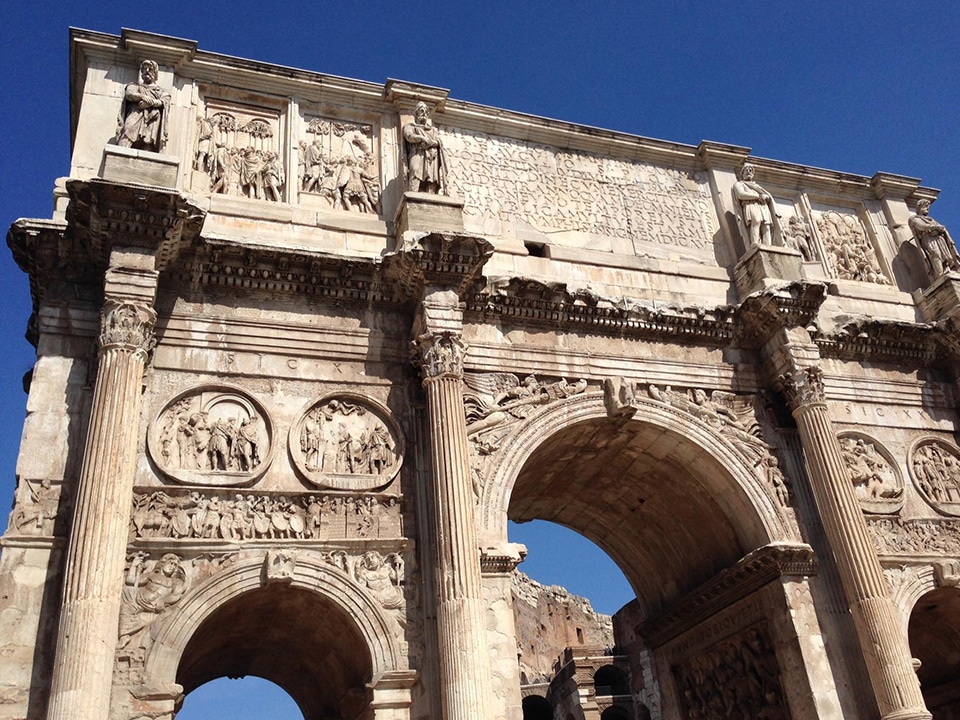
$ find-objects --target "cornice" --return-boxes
[642,543,818,648]
[736,282,827,346]
[814,317,942,366]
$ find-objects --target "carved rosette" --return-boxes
[147,386,274,487]
[99,300,157,355]
[838,432,904,515]
[776,365,824,410]
[290,394,403,491]
[909,438,960,517]
[413,331,466,381]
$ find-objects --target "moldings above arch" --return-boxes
[478,391,796,548]
[145,554,404,685]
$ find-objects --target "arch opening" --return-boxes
[507,417,764,618]
[177,676,302,719]
[176,583,373,720]
[908,586,960,716]
[522,694,553,720]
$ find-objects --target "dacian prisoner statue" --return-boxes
[115,59,170,152]
[402,101,447,194]
[910,198,960,279]
[733,162,779,248]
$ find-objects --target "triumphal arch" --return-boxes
[3,27,960,720]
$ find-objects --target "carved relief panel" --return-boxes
[148,387,274,487]
[290,395,403,491]
[910,438,960,517]
[837,432,904,514]
[673,624,788,720]
[298,117,380,213]
[809,203,889,284]
[192,99,285,202]
[130,489,402,541]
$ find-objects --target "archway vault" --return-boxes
[479,392,798,617]
[145,555,406,718]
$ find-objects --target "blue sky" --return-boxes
[1,2,958,717]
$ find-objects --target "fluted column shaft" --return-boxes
[47,299,156,720]
[785,368,930,720]
[418,330,494,720]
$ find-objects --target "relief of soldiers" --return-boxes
[159,402,264,474]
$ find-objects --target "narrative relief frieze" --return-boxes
[673,624,787,720]
[838,433,904,515]
[868,517,960,556]
[909,438,960,517]
[290,395,403,492]
[131,489,402,542]
[299,118,380,213]
[148,387,273,487]
[194,101,285,202]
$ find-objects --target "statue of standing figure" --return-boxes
[402,101,447,194]
[733,163,780,248]
[910,198,960,279]
[116,59,170,152]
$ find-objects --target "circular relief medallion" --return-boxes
[909,438,960,517]
[838,432,903,514]
[148,386,274,487]
[290,394,403,491]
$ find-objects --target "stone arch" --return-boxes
[887,564,937,634]
[146,554,404,694]
[908,584,960,715]
[479,392,797,616]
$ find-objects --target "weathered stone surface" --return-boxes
[2,26,958,720]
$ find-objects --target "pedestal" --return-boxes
[735,244,804,298]
[101,145,180,188]
[394,192,464,236]
[916,271,960,323]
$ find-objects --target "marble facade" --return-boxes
[2,27,960,720]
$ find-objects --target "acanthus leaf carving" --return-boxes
[413,331,466,380]
[99,300,157,354]
[775,365,824,410]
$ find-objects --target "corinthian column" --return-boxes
[46,298,157,720]
[414,322,494,720]
[779,366,930,720]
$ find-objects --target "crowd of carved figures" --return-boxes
[156,397,266,474]
[817,210,889,284]
[839,436,902,503]
[298,120,380,212]
[130,491,399,541]
[299,399,397,477]
[912,442,960,505]
[869,517,960,555]
[675,627,787,720]
[195,112,285,201]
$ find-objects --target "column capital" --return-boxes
[99,298,157,356]
[412,330,466,381]
[776,365,825,412]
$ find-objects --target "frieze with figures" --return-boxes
[298,118,380,213]
[290,395,403,491]
[673,624,787,720]
[837,433,903,514]
[813,207,889,284]
[909,438,960,517]
[193,100,285,202]
[148,387,273,487]
[868,517,960,556]
[130,489,402,541]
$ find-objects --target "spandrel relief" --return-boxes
[148,388,273,487]
[290,396,403,491]
[192,101,285,202]
[838,433,903,514]
[910,439,960,517]
[130,489,402,541]
[813,207,889,284]
[299,118,380,213]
